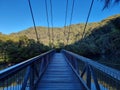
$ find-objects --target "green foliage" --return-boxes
[0,14,120,70]
[65,14,120,70]
[0,36,50,64]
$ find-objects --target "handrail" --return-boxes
[62,49,120,90]
[63,54,90,90]
[0,49,55,90]
[0,49,55,80]
[62,50,120,80]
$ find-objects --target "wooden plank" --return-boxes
[38,83,83,90]
[36,53,87,90]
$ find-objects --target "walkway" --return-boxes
[36,53,87,90]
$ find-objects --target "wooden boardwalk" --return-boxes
[36,53,87,90]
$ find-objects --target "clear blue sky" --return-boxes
[0,0,119,34]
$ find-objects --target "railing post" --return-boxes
[45,55,48,66]
[86,64,91,89]
[71,57,75,68]
[90,66,100,90]
[30,64,35,90]
[69,56,72,65]
[40,58,44,74]
[43,56,47,67]
[47,54,49,65]
[74,59,79,74]
[81,64,87,77]
[21,66,30,90]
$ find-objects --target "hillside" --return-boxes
[66,14,120,54]
[65,14,120,70]
[0,14,120,69]
[8,14,119,46]
[8,22,100,47]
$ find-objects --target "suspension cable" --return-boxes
[67,0,75,45]
[50,0,54,47]
[63,0,69,44]
[81,0,94,39]
[45,0,51,46]
[28,0,39,42]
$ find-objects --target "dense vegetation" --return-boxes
[0,35,50,64]
[65,14,120,70]
[0,14,120,70]
[66,14,120,56]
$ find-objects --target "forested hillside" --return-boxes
[65,14,120,70]
[10,23,98,46]
[66,14,120,56]
[0,35,50,64]
[0,14,120,69]
[10,14,120,46]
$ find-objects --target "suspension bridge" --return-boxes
[0,49,120,90]
[0,0,120,90]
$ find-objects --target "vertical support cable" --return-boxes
[45,0,51,46]
[28,0,39,42]
[50,0,54,47]
[63,0,68,45]
[81,0,94,39]
[67,0,75,45]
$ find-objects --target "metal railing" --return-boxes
[0,49,55,90]
[62,49,120,90]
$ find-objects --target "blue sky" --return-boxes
[0,0,119,34]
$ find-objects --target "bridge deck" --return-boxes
[36,53,86,90]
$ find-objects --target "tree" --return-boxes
[0,40,4,61]
[18,35,29,47]
[102,0,120,9]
